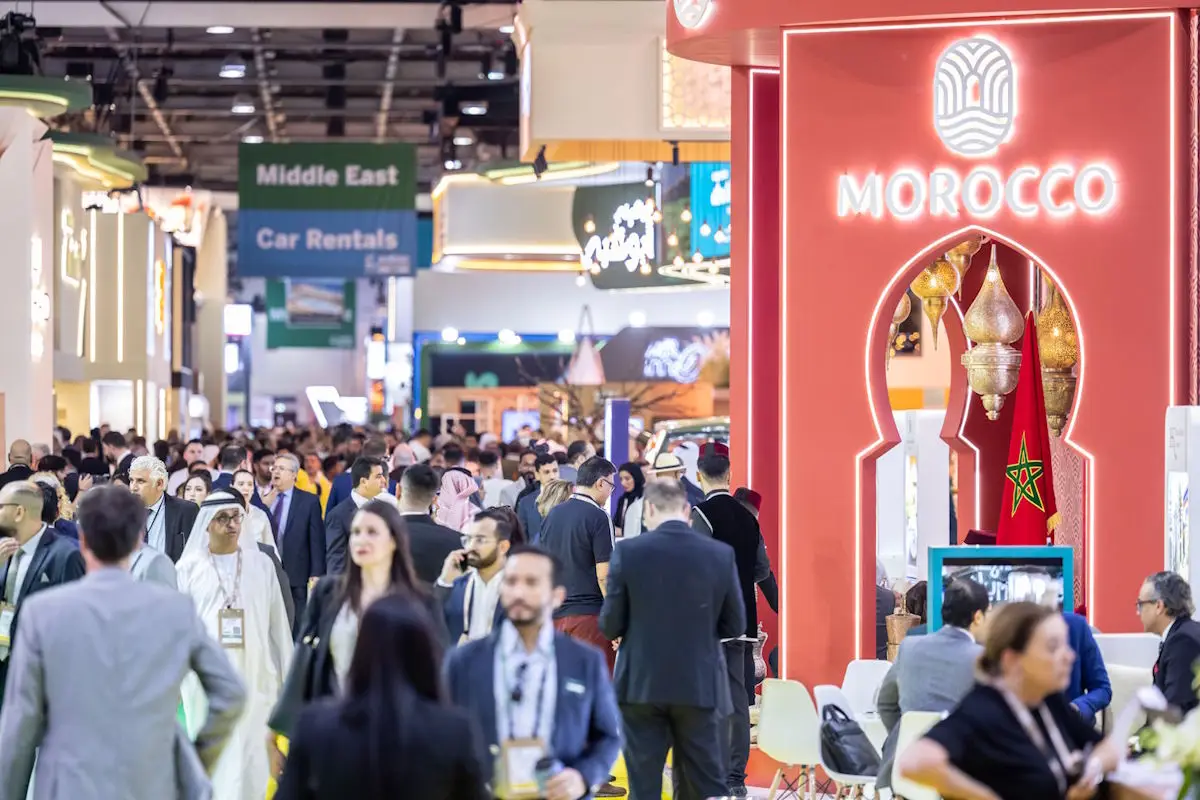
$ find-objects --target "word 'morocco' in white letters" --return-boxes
[836,163,1117,221]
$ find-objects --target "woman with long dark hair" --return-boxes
[275,595,488,799]
[612,461,645,538]
[268,500,448,772]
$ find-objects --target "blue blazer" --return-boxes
[516,488,543,545]
[437,574,506,643]
[1064,611,1111,724]
[444,629,621,795]
[52,519,79,542]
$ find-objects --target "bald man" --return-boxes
[0,442,34,491]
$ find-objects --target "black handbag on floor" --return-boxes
[820,704,881,776]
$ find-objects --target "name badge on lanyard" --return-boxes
[218,608,245,648]
[0,603,15,647]
[495,738,548,799]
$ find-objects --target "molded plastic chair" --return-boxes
[756,679,821,800]
[842,658,894,716]
[889,711,943,800]
[813,684,880,798]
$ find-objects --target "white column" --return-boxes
[194,210,229,428]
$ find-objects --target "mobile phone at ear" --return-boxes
[458,553,469,571]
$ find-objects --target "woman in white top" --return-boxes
[231,468,278,552]
[267,500,446,777]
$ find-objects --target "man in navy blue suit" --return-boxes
[435,506,519,644]
[444,545,621,800]
[324,438,394,515]
[268,453,326,635]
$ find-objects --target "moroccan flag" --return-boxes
[996,313,1061,545]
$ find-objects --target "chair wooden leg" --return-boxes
[806,766,815,800]
[767,767,784,800]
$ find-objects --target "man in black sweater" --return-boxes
[690,442,772,798]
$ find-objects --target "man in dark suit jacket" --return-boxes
[517,453,559,545]
[270,454,326,635]
[324,438,395,515]
[398,465,463,585]
[599,479,745,800]
[445,545,621,800]
[324,457,387,576]
[1140,571,1200,713]
[0,481,86,710]
[0,441,34,491]
[128,456,200,563]
[435,507,519,644]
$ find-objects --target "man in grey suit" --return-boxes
[0,485,246,800]
[130,535,178,589]
[876,577,990,790]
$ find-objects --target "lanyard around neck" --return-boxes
[501,644,551,741]
[208,549,243,609]
[992,681,1079,794]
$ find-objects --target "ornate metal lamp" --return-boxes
[909,258,959,349]
[887,291,911,368]
[945,234,988,299]
[1036,280,1079,436]
[960,246,1024,420]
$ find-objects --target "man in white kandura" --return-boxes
[178,491,292,800]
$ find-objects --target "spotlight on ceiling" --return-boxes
[483,53,504,81]
[206,25,235,35]
[452,130,475,147]
[444,158,463,171]
[219,55,246,79]
[441,327,459,342]
[644,166,655,188]
[242,134,264,144]
[231,95,256,115]
[460,102,488,116]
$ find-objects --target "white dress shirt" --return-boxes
[351,491,398,509]
[493,619,557,743]
[145,494,167,553]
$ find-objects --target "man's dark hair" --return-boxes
[576,456,616,488]
[219,444,247,471]
[37,455,66,474]
[942,577,991,629]
[553,451,568,465]
[362,437,389,459]
[350,432,368,445]
[442,444,465,466]
[131,436,147,449]
[185,438,203,449]
[101,431,126,449]
[253,448,275,464]
[400,464,440,506]
[321,454,341,474]
[473,506,525,545]
[478,450,499,468]
[533,452,557,472]
[506,544,563,586]
[566,440,591,465]
[1147,571,1195,618]
[351,456,384,490]
[413,428,432,440]
[698,452,731,481]
[76,484,145,563]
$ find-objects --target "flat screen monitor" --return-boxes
[501,410,541,444]
[927,545,1075,630]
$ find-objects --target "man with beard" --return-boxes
[435,507,520,643]
[500,449,538,508]
[516,453,559,545]
[444,545,622,800]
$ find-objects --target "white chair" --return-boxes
[842,658,894,716]
[1093,633,1160,669]
[813,684,880,799]
[756,679,821,800]
[889,711,943,800]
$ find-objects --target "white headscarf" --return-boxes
[675,441,700,485]
[179,491,256,563]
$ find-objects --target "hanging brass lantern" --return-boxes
[1037,280,1079,437]
[909,258,959,349]
[945,234,988,299]
[960,246,1024,420]
[887,291,912,368]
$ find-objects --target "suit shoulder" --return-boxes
[446,636,490,673]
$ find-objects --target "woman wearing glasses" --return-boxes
[268,500,446,777]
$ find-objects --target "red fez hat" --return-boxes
[703,441,730,458]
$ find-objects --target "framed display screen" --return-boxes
[927,546,1075,630]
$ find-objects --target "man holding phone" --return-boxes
[435,507,518,644]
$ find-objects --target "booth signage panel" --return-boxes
[600,326,730,384]
[265,279,356,349]
[237,209,417,277]
[690,161,731,260]
[238,142,416,211]
[777,13,1182,677]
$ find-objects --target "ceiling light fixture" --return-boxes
[499,23,515,35]
[629,311,647,328]
[207,25,235,35]
[444,159,463,171]
[231,95,256,114]
[441,327,459,342]
[461,102,488,116]
[452,131,475,146]
[219,56,246,79]
[644,167,655,188]
[242,134,264,144]
[557,329,575,343]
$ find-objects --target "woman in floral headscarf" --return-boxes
[434,469,479,532]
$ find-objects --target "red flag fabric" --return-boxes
[996,313,1061,545]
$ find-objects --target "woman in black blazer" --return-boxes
[276,595,488,800]
[269,501,448,763]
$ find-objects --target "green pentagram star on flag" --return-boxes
[1004,434,1046,516]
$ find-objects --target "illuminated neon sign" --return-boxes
[838,35,1118,221]
[581,198,656,274]
[837,164,1117,220]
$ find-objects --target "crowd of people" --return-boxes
[0,423,776,800]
